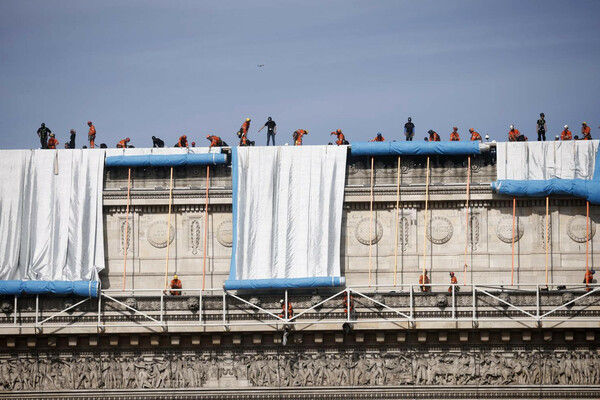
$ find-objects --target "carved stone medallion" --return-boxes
[567,216,596,243]
[355,218,383,245]
[217,220,233,248]
[147,220,175,248]
[426,217,453,244]
[495,216,524,243]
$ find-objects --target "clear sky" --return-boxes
[1,0,599,149]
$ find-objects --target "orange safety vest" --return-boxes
[208,135,222,147]
[450,132,460,141]
[241,121,250,135]
[582,126,592,140]
[429,132,440,142]
[508,129,520,142]
[470,131,482,141]
[561,130,572,141]
[117,139,128,148]
[294,130,307,145]
[170,279,182,295]
[448,275,458,292]
[343,292,354,313]
[88,125,96,137]
[279,302,294,317]
[47,137,59,149]
[177,136,188,147]
[371,135,385,142]
[331,131,346,146]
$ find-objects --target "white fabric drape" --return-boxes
[0,149,105,281]
[234,146,347,280]
[496,140,598,180]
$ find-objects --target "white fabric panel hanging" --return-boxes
[496,140,598,180]
[0,149,105,281]
[234,146,347,281]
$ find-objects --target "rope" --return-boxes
[463,156,471,286]
[422,156,430,283]
[368,156,374,287]
[202,166,210,291]
[394,156,401,286]
[122,167,131,291]
[545,196,549,287]
[511,197,516,286]
[164,167,174,290]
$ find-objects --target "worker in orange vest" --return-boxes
[419,271,430,292]
[47,133,59,149]
[508,125,520,142]
[87,121,96,149]
[331,129,348,146]
[584,269,595,292]
[206,134,223,148]
[581,122,592,140]
[560,125,572,141]
[450,127,460,141]
[428,130,440,142]
[342,291,354,316]
[176,135,188,147]
[170,275,182,296]
[371,132,385,142]
[278,299,294,318]
[469,128,482,141]
[448,272,459,293]
[117,137,130,148]
[293,129,308,146]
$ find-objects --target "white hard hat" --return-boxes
[485,134,490,140]
[510,125,514,130]
[564,125,568,129]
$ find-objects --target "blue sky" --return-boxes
[1,0,599,149]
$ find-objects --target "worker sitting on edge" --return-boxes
[293,129,308,146]
[581,122,592,140]
[87,121,96,149]
[170,275,182,296]
[450,127,460,141]
[176,135,188,148]
[47,133,59,149]
[117,137,130,148]
[152,136,165,148]
[561,125,572,141]
[448,272,459,293]
[371,132,385,142]
[428,130,440,142]
[331,129,348,146]
[207,134,223,148]
[278,299,294,319]
[469,128,482,141]
[508,125,520,142]
[584,269,595,292]
[419,271,430,292]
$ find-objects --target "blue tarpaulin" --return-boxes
[224,276,345,290]
[350,141,481,157]
[0,281,99,297]
[106,153,227,167]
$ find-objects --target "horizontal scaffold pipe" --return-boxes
[105,153,228,167]
[350,141,482,157]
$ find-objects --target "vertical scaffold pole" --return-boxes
[422,157,430,284]
[164,167,174,290]
[586,201,590,289]
[511,197,516,286]
[463,156,471,286]
[202,166,210,291]
[394,156,401,286]
[122,167,131,292]
[368,156,374,287]
[545,196,550,288]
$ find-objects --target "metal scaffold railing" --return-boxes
[1,284,599,333]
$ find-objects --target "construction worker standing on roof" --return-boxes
[87,121,96,149]
[170,275,182,296]
[293,129,308,145]
[581,122,592,140]
[419,271,430,292]
[176,135,188,147]
[404,117,415,141]
[206,134,223,148]
[37,123,51,149]
[450,127,460,141]
[537,113,547,141]
[117,138,130,148]
[238,118,253,146]
[428,130,440,142]
[469,128,482,141]
[258,117,276,146]
[47,133,59,149]
[561,125,572,141]
[448,272,459,293]
[508,125,520,142]
[371,132,385,142]
[69,129,76,149]
[331,129,348,145]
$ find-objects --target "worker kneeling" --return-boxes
[117,137,130,148]
[170,275,182,296]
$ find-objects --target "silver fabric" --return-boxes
[0,150,105,281]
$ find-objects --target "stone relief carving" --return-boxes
[119,220,131,255]
[217,219,233,248]
[541,215,552,249]
[567,216,596,243]
[495,216,524,244]
[146,220,175,249]
[469,214,480,251]
[190,219,201,255]
[355,218,384,245]
[426,217,453,244]
[398,216,409,251]
[1,348,598,390]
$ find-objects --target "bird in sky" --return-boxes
[257,64,264,67]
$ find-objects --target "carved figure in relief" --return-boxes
[207,358,220,381]
[413,356,428,384]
